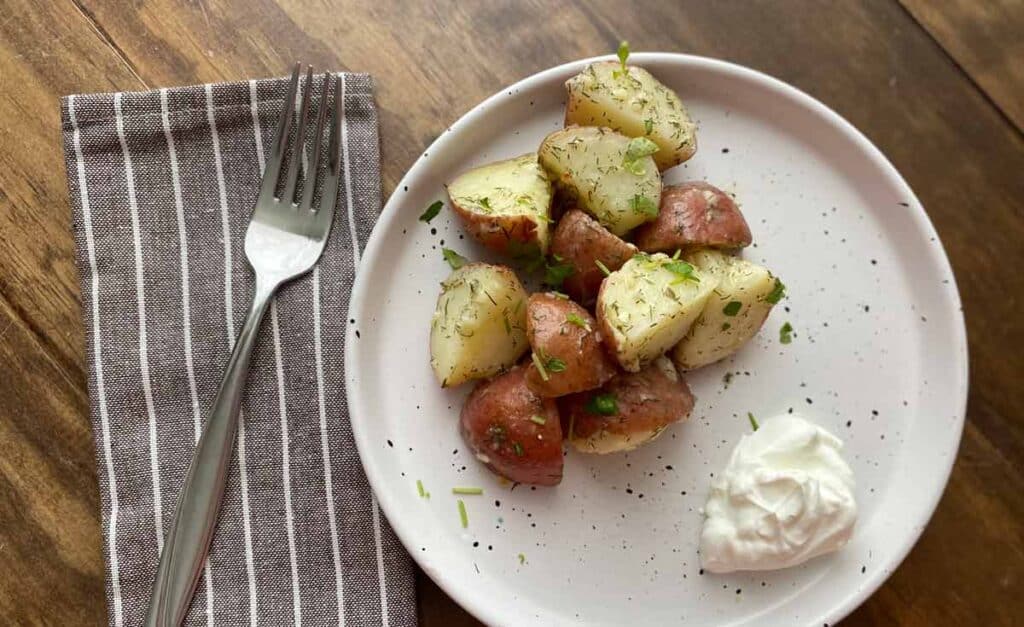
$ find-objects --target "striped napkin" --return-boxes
[60,74,415,626]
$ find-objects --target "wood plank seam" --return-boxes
[66,0,150,90]
[895,0,1024,139]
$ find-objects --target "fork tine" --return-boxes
[259,63,301,202]
[318,74,343,219]
[301,73,331,211]
[281,65,315,205]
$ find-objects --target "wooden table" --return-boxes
[2,1,1021,624]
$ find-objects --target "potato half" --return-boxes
[596,252,718,372]
[565,61,698,170]
[430,263,529,387]
[633,182,752,253]
[538,126,661,237]
[550,209,637,307]
[672,250,782,370]
[559,357,695,454]
[447,153,553,256]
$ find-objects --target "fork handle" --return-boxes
[145,278,277,627]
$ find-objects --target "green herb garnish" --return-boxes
[780,321,794,344]
[585,393,618,416]
[512,442,524,457]
[457,499,468,528]
[419,200,443,223]
[416,479,427,498]
[595,259,611,276]
[452,487,484,495]
[529,415,547,425]
[616,40,630,75]
[544,255,575,288]
[545,357,567,372]
[551,291,569,300]
[644,118,654,135]
[748,412,759,431]
[721,322,732,331]
[766,277,787,304]
[664,260,699,282]
[723,301,742,316]
[531,352,550,381]
[566,312,590,330]
[518,553,526,565]
[478,197,491,210]
[623,137,659,175]
[442,248,468,270]
[629,194,658,218]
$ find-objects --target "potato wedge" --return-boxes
[550,209,637,307]
[596,252,718,372]
[565,61,697,170]
[523,293,617,397]
[448,153,553,256]
[672,250,782,370]
[430,263,529,387]
[460,366,563,486]
[559,357,694,454]
[633,182,752,253]
[538,126,661,237]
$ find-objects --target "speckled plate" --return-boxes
[345,54,968,626]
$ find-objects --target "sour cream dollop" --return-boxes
[699,414,857,573]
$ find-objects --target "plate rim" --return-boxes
[345,52,969,626]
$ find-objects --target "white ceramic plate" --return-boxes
[345,54,968,626]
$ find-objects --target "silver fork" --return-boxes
[146,63,341,627]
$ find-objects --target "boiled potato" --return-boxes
[633,182,752,253]
[523,293,618,397]
[448,153,553,256]
[538,126,661,237]
[430,263,529,387]
[596,252,718,372]
[460,366,563,486]
[565,61,698,170]
[672,250,782,370]
[550,209,637,307]
[559,357,695,454]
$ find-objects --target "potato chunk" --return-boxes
[550,209,637,307]
[672,250,783,370]
[565,62,698,170]
[559,357,695,454]
[596,252,718,372]
[429,263,529,387]
[538,126,661,237]
[460,366,563,486]
[633,182,752,253]
[523,293,617,397]
[448,153,553,256]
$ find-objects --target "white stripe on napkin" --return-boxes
[114,92,164,552]
[206,83,259,625]
[69,94,125,627]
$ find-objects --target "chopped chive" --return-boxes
[419,200,443,223]
[531,352,550,381]
[595,259,611,276]
[723,301,742,316]
[585,393,618,416]
[457,500,468,528]
[617,40,630,73]
[416,479,425,497]
[452,487,484,495]
[442,248,468,270]
[644,118,653,135]
[545,357,567,373]
[530,415,547,425]
[551,291,570,300]
[566,312,590,330]
[518,553,526,565]
[748,412,759,431]
[671,249,682,260]
[766,277,787,304]
[513,442,524,457]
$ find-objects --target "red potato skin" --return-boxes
[558,360,695,442]
[632,182,752,253]
[524,293,618,397]
[550,209,637,306]
[448,193,545,257]
[460,366,563,486]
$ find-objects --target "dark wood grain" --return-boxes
[899,0,1024,132]
[0,1,1021,625]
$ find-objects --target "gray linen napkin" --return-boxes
[60,73,415,627]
